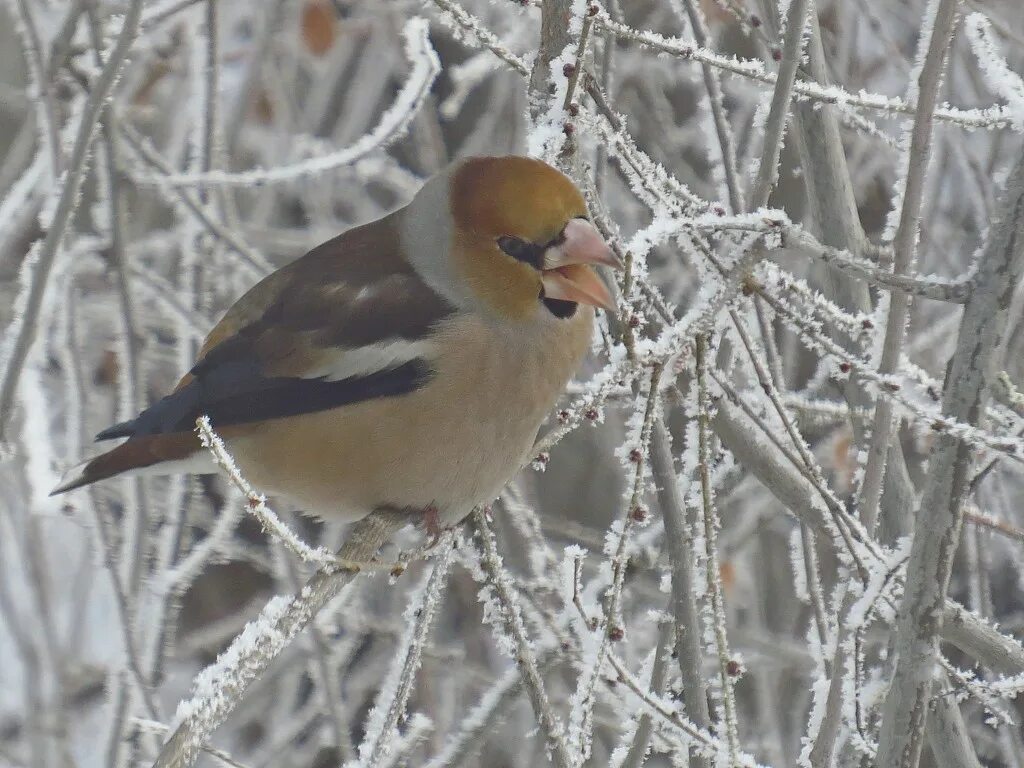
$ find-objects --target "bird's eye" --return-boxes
[497,235,542,269]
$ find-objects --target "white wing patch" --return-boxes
[304,339,437,382]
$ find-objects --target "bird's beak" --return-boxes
[541,219,623,311]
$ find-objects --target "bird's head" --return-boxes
[399,156,622,322]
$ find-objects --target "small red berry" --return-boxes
[608,626,624,641]
[771,48,782,61]
[563,62,576,77]
[630,506,647,522]
[839,361,852,373]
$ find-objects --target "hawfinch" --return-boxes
[53,156,620,529]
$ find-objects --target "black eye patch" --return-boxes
[497,235,543,270]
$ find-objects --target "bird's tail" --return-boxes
[50,433,208,495]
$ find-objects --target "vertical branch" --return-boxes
[0,0,144,438]
[618,618,674,768]
[361,537,455,768]
[82,0,154,614]
[471,508,573,768]
[926,674,984,768]
[11,0,64,175]
[567,364,662,765]
[650,418,713,768]
[857,0,962,533]
[673,0,743,213]
[529,0,575,120]
[749,0,811,211]
[695,336,741,763]
[876,152,1024,768]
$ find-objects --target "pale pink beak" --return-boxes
[541,218,622,311]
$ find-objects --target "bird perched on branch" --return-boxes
[53,156,620,531]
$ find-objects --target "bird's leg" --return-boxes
[422,503,442,545]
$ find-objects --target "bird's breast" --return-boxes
[225,308,594,522]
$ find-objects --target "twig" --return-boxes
[748,0,810,209]
[783,226,971,303]
[429,0,529,76]
[876,151,1024,768]
[858,0,962,534]
[695,336,742,763]
[710,379,1024,675]
[133,719,253,768]
[649,418,713,766]
[0,0,144,439]
[471,508,573,768]
[152,507,415,768]
[11,0,64,175]
[422,649,561,768]
[118,124,273,273]
[675,0,743,212]
[618,618,674,768]
[138,19,440,188]
[593,11,1014,130]
[926,674,985,768]
[360,536,455,768]
[606,651,754,764]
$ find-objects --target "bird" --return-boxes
[52,155,621,531]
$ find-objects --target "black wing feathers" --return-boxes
[96,356,432,440]
[95,215,451,441]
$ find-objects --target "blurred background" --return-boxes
[1,0,1024,766]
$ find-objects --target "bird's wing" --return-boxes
[97,213,455,440]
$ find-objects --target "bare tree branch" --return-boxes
[877,150,1024,768]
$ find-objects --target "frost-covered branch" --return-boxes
[0,0,143,438]
[594,12,1016,130]
[139,19,440,188]
[876,150,1024,768]
[858,0,962,534]
[471,508,573,768]
[152,507,415,768]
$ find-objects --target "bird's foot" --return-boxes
[423,503,443,546]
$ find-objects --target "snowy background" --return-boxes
[1,0,1024,766]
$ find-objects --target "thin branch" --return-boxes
[138,18,440,188]
[674,0,744,212]
[695,336,742,763]
[152,507,415,768]
[619,618,674,768]
[858,0,962,533]
[594,12,1014,130]
[471,508,573,768]
[748,0,810,209]
[783,226,971,303]
[360,536,455,768]
[876,151,1024,768]
[0,0,144,439]
[650,418,713,766]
